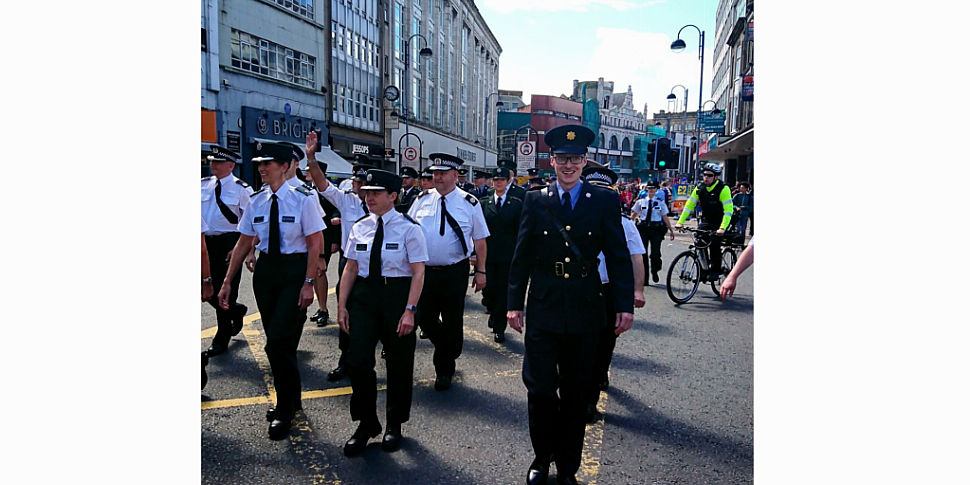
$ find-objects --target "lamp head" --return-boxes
[670,38,687,53]
[666,93,677,100]
[419,47,433,58]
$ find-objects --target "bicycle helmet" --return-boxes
[702,163,722,175]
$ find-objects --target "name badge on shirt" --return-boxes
[282,216,295,223]
[385,243,399,250]
[356,243,368,251]
[253,216,265,223]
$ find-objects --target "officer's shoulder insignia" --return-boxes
[295,186,313,196]
[464,194,479,206]
[509,196,523,203]
[202,176,215,182]
[342,188,354,194]
[251,187,266,197]
[354,214,369,224]
[418,189,430,198]
[235,179,250,188]
[402,214,419,225]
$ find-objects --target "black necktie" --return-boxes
[369,216,383,279]
[496,196,503,211]
[439,198,447,236]
[362,200,369,215]
[269,194,280,255]
[215,180,239,224]
[645,198,654,223]
[563,191,573,219]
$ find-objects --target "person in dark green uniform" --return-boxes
[217,142,325,440]
[479,166,523,343]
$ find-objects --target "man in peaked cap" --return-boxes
[419,166,435,192]
[202,144,253,358]
[396,166,421,214]
[479,166,524,343]
[469,170,489,198]
[507,124,633,485]
[406,153,489,391]
[457,168,475,193]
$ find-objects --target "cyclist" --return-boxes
[674,164,734,282]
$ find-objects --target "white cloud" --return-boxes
[481,0,662,14]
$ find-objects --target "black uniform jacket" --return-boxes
[480,191,524,265]
[396,185,421,213]
[508,182,634,334]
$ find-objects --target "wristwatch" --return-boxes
[304,278,315,285]
[405,304,418,312]
[202,277,213,284]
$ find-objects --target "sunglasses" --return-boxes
[702,173,715,178]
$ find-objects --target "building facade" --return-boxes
[570,78,649,180]
[385,0,502,171]
[496,94,583,172]
[497,89,525,113]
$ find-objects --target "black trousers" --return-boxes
[204,232,245,346]
[252,253,308,420]
[346,277,416,425]
[637,222,667,276]
[482,261,511,334]
[333,254,350,365]
[523,326,600,476]
[417,260,470,378]
[589,285,617,406]
[698,221,723,277]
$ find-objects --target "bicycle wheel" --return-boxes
[667,251,701,304]
[711,247,738,295]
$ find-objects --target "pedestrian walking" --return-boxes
[338,169,428,456]
[631,180,676,284]
[732,182,753,237]
[201,145,253,357]
[407,153,489,391]
[479,166,523,343]
[217,141,326,440]
[507,125,634,485]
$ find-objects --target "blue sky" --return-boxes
[476,0,719,119]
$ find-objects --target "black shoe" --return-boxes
[494,333,505,343]
[381,423,403,452]
[487,317,494,328]
[265,402,302,422]
[598,378,609,391]
[310,309,323,322]
[652,272,660,283]
[434,374,452,391]
[205,342,228,357]
[557,474,579,485]
[526,457,551,485]
[585,404,596,424]
[268,417,292,440]
[419,331,428,339]
[230,304,247,335]
[327,365,347,382]
[344,420,382,456]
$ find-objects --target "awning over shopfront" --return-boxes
[699,126,754,161]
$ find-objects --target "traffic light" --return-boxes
[655,138,671,170]
[666,147,680,170]
[646,142,656,169]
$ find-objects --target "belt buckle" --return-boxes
[555,262,564,276]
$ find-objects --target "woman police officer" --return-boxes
[337,169,428,456]
[217,141,326,440]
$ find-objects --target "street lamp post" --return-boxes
[696,100,721,173]
[671,24,705,182]
[482,92,504,168]
[403,34,433,149]
[667,85,688,174]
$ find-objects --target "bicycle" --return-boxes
[665,227,743,304]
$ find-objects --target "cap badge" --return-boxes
[256,142,262,150]
[367,174,373,181]
[566,131,576,141]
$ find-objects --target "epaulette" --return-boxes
[529,184,547,192]
[402,214,419,225]
[509,196,523,203]
[464,194,479,206]
[354,214,369,224]
[342,188,355,194]
[235,179,250,188]
[202,176,215,182]
[295,185,313,196]
[418,189,430,198]
[302,182,315,191]
[251,187,266,197]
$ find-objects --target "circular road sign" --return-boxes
[518,141,535,156]
[403,146,418,162]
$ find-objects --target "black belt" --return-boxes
[538,259,598,278]
[257,251,307,262]
[204,232,240,239]
[364,275,412,286]
[645,221,664,226]
[426,258,470,270]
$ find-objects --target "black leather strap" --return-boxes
[215,181,239,224]
[443,210,468,256]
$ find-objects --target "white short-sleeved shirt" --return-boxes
[598,217,646,284]
[632,193,669,222]
[407,188,490,266]
[320,183,368,252]
[238,185,327,254]
[286,176,328,219]
[201,216,209,233]
[345,210,429,277]
[202,174,253,235]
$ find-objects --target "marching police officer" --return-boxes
[507,125,634,485]
[396,166,421,214]
[457,168,476,193]
[479,166,523,343]
[419,167,435,192]
[581,166,647,423]
[469,170,489,198]
[304,131,373,382]
[218,141,326,440]
[338,169,428,456]
[631,180,676,284]
[407,153,489,391]
[201,145,253,357]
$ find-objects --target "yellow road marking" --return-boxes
[579,377,610,485]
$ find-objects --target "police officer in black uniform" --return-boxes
[457,168,476,193]
[396,166,421,214]
[507,125,634,485]
[338,169,429,456]
[479,166,523,343]
[201,145,253,357]
[218,141,326,440]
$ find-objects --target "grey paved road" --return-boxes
[202,227,753,484]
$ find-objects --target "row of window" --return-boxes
[230,29,315,88]
[333,22,380,71]
[266,0,314,21]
